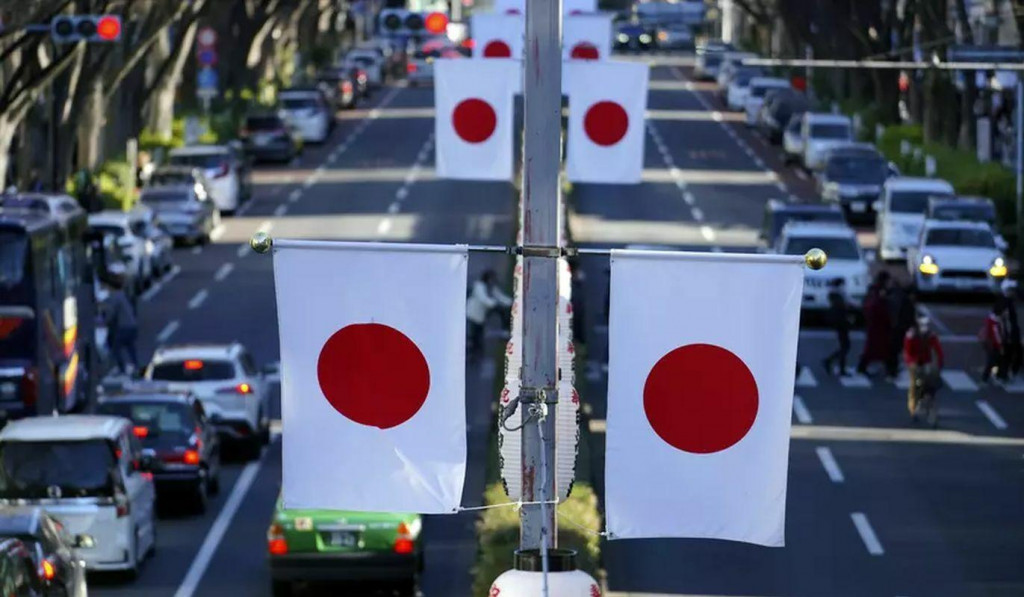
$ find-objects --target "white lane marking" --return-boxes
[700,225,715,242]
[257,220,273,234]
[214,262,235,282]
[235,201,253,216]
[191,246,202,255]
[793,395,813,424]
[173,456,266,597]
[691,207,704,221]
[795,169,809,180]
[396,187,409,200]
[850,513,884,556]
[314,165,325,176]
[775,181,787,192]
[303,178,315,189]
[711,111,723,122]
[326,153,337,164]
[388,202,400,214]
[815,447,845,483]
[209,225,225,241]
[273,204,288,217]
[236,244,250,258]
[156,320,179,343]
[796,367,818,388]
[894,369,911,390]
[976,400,1008,430]
[377,218,392,235]
[675,179,687,190]
[187,289,209,310]
[789,194,801,202]
[941,370,978,393]
[682,191,695,205]
[754,158,765,169]
[917,304,952,336]
[288,189,302,202]
[141,266,180,302]
[840,373,872,388]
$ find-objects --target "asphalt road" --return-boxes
[88,57,1024,597]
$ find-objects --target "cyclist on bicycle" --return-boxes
[903,314,944,425]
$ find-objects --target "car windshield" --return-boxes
[247,116,283,130]
[141,191,189,205]
[97,401,195,440]
[826,157,887,183]
[810,124,850,139]
[169,154,226,169]
[0,231,27,288]
[925,228,996,248]
[0,440,115,499]
[891,191,947,214]
[785,237,860,260]
[281,97,319,110]
[149,172,191,186]
[150,360,235,381]
[91,224,126,237]
[931,204,996,224]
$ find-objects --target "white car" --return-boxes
[716,51,757,89]
[775,222,869,310]
[694,41,729,80]
[782,116,804,164]
[278,89,332,144]
[130,204,174,275]
[799,113,853,171]
[744,77,790,126]
[725,67,763,111]
[908,220,1007,294]
[146,343,271,460]
[0,415,157,575]
[875,177,955,261]
[88,210,154,291]
[344,49,386,87]
[167,145,246,213]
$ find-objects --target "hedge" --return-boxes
[472,482,602,596]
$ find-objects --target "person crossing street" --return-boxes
[822,278,851,376]
[904,315,943,427]
[466,269,513,356]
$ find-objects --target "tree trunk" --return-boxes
[76,78,105,170]
[145,18,199,137]
[0,115,19,189]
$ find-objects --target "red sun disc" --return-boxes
[317,323,430,429]
[643,343,759,454]
[583,101,629,146]
[570,42,600,60]
[482,40,512,58]
[452,98,498,143]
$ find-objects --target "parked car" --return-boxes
[267,495,422,596]
[145,343,271,460]
[0,507,88,596]
[799,113,854,171]
[240,113,302,163]
[88,210,154,292]
[743,77,790,126]
[725,67,764,111]
[875,177,955,261]
[343,49,386,88]
[758,88,808,144]
[98,385,221,514]
[716,51,758,90]
[0,538,44,596]
[167,145,251,214]
[908,219,1007,294]
[758,199,847,249]
[0,415,157,576]
[694,40,732,80]
[775,222,870,310]
[278,89,333,145]
[819,145,895,224]
[927,195,1007,250]
[139,185,219,246]
[146,165,214,201]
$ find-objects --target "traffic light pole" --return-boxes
[519,0,561,554]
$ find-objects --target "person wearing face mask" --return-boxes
[904,314,944,427]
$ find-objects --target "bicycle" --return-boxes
[910,363,940,428]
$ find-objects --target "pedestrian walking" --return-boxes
[822,278,851,376]
[889,283,918,376]
[979,303,1006,383]
[996,280,1021,379]
[106,280,139,376]
[858,273,895,378]
[466,269,512,355]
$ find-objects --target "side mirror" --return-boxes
[73,534,95,549]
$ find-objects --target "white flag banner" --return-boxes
[606,250,804,546]
[435,59,519,181]
[274,240,468,514]
[493,0,525,14]
[471,13,524,59]
[564,0,598,14]
[563,14,613,60]
[564,61,649,184]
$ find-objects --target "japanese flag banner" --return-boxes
[273,239,468,514]
[605,250,804,546]
[564,61,649,184]
[563,13,613,60]
[435,59,520,181]
[471,13,524,59]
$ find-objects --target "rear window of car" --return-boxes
[785,237,860,260]
[169,154,226,169]
[90,224,126,237]
[0,440,115,499]
[930,204,996,223]
[247,116,284,130]
[891,191,946,214]
[98,401,196,436]
[141,191,189,204]
[810,124,851,139]
[150,360,236,381]
[148,172,192,186]
[280,97,319,110]
[925,228,996,248]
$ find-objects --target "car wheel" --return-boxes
[193,475,208,515]
[395,578,418,596]
[271,580,293,597]
[259,410,271,445]
[125,530,140,581]
[245,433,263,461]
[208,460,221,495]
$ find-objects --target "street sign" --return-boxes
[197,26,217,48]
[197,66,219,91]
[196,48,218,67]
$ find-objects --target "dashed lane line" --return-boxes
[187,289,209,310]
[141,266,180,302]
[976,400,1008,430]
[792,395,813,424]
[851,513,885,556]
[388,202,400,214]
[815,447,845,483]
[288,189,302,202]
[691,207,704,221]
[700,225,715,242]
[191,246,202,255]
[214,263,235,282]
[156,320,179,343]
[236,244,250,258]
[257,220,273,234]
[273,204,288,217]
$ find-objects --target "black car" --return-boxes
[614,23,655,52]
[97,386,221,514]
[759,199,847,249]
[0,538,43,596]
[819,147,894,224]
[239,113,301,163]
[759,88,809,144]
[0,508,87,596]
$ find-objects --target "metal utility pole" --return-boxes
[1017,78,1023,267]
[519,0,561,551]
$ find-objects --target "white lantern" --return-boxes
[488,550,601,597]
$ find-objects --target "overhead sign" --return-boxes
[196,48,218,67]
[197,26,217,48]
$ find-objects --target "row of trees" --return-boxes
[0,0,356,191]
[729,0,1024,151]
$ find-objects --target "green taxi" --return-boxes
[267,496,422,596]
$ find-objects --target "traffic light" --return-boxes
[379,9,407,35]
[51,15,122,44]
[404,12,424,33]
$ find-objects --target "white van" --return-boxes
[875,177,955,261]
[800,113,853,170]
[0,415,157,576]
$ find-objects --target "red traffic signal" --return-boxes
[51,14,121,43]
[424,12,448,34]
[96,15,122,41]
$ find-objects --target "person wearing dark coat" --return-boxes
[996,280,1021,379]
[889,284,918,375]
[858,278,895,378]
[822,278,851,376]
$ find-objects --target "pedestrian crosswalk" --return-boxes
[794,362,1024,394]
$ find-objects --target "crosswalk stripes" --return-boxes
[894,370,911,390]
[839,372,872,389]
[941,370,979,392]
[796,364,988,394]
[795,367,817,388]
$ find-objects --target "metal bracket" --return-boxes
[517,245,563,258]
[519,386,558,405]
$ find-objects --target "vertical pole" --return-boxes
[520,0,561,551]
[49,83,59,192]
[1016,77,1023,268]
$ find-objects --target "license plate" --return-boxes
[254,135,270,147]
[850,201,866,213]
[328,531,357,547]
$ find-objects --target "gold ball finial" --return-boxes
[250,231,272,254]
[805,248,827,270]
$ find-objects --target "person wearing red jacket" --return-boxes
[904,315,944,424]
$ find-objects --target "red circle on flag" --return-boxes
[583,101,629,146]
[317,323,430,429]
[452,98,497,143]
[483,40,512,58]
[643,344,758,454]
[570,42,600,60]
[505,8,521,14]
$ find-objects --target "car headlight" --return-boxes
[658,31,668,42]
[990,257,1008,278]
[639,34,652,44]
[617,33,629,43]
[919,254,939,276]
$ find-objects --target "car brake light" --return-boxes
[183,449,201,465]
[342,81,353,94]
[394,521,415,554]
[115,492,130,518]
[267,523,288,555]
[407,63,418,74]
[39,559,55,581]
[132,426,149,438]
[184,359,203,370]
[216,382,253,395]
[21,367,37,408]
